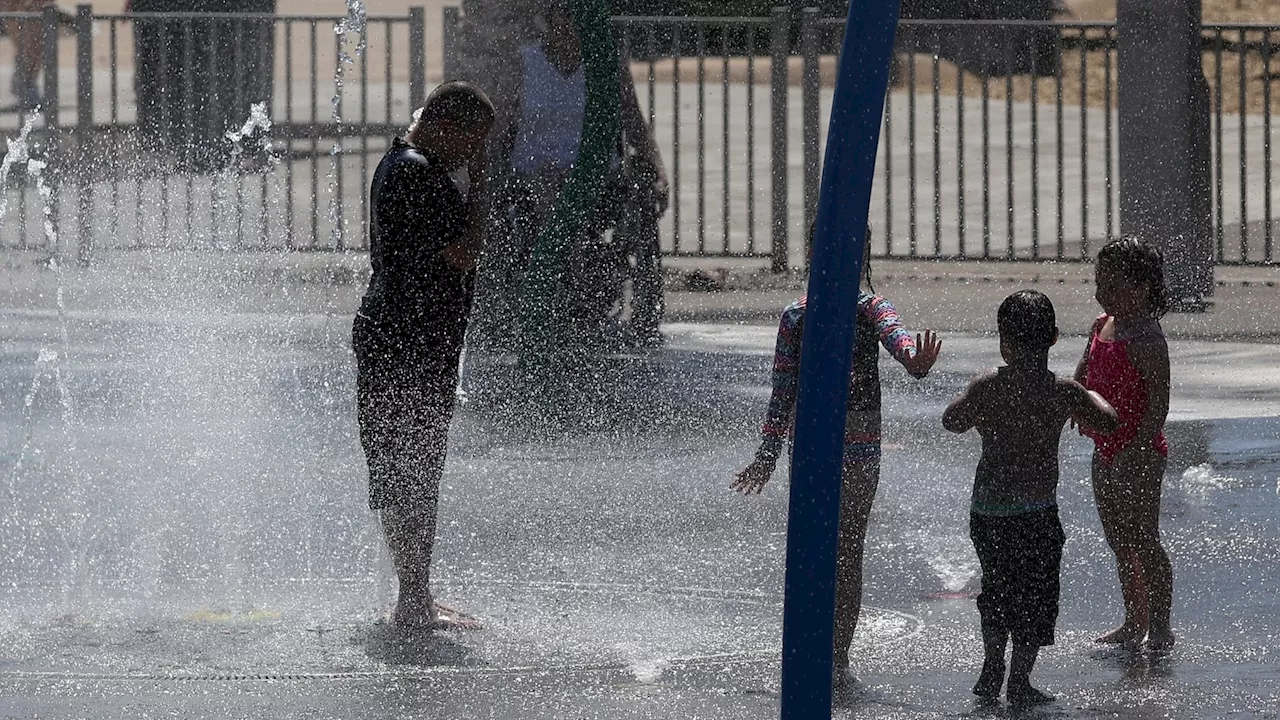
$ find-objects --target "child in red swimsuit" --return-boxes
[1073,237,1175,650]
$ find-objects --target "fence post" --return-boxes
[801,6,820,262]
[1117,0,1213,307]
[39,4,62,257]
[41,4,59,129]
[442,6,460,81]
[75,4,93,267]
[409,6,427,111]
[770,7,790,273]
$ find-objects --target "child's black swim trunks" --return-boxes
[969,506,1065,647]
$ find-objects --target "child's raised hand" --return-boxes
[903,330,942,377]
[732,459,774,494]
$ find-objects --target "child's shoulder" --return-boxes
[781,296,807,318]
[1089,313,1109,334]
[777,297,807,331]
[1124,317,1167,342]
[856,290,890,309]
[969,367,1003,394]
[1124,322,1170,365]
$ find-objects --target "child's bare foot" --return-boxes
[972,659,1005,699]
[831,666,862,704]
[1094,624,1144,645]
[1146,630,1176,652]
[1007,680,1054,705]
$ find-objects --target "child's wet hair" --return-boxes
[997,290,1057,355]
[1097,237,1171,318]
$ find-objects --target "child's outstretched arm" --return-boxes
[863,294,941,378]
[1126,333,1171,452]
[1065,379,1119,435]
[942,373,990,433]
[733,304,803,494]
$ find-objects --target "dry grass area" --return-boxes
[1064,0,1280,24]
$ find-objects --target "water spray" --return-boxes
[327,0,368,249]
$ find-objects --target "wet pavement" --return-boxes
[1,291,1279,719]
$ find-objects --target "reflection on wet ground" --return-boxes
[0,322,1277,718]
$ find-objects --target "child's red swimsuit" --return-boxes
[1082,314,1169,465]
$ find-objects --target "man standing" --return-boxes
[352,82,494,634]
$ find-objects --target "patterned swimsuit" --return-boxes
[755,293,919,467]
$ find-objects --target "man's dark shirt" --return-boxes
[358,137,475,364]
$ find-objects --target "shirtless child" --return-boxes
[942,290,1118,704]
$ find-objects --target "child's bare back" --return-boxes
[946,368,1115,512]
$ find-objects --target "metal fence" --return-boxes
[0,5,429,263]
[613,11,1279,268]
[1,6,1278,267]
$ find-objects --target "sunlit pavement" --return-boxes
[1,274,1279,718]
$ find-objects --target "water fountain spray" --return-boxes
[0,113,83,612]
[327,0,368,249]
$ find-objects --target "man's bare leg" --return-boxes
[380,493,481,632]
[381,498,439,634]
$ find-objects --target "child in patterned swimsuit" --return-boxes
[732,234,941,683]
[1074,237,1176,650]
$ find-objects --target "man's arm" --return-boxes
[942,373,990,433]
[444,146,491,271]
[380,161,453,256]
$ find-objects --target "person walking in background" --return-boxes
[1,0,70,110]
[474,0,669,352]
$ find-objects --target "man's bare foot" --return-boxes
[1094,624,1145,645]
[1146,630,1176,652]
[430,601,482,631]
[972,659,1005,699]
[391,596,433,633]
[1007,681,1054,705]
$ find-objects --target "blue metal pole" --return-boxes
[779,2,902,719]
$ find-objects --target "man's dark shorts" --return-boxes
[969,506,1065,648]
[353,314,463,512]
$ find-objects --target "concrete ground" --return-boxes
[1,253,1279,718]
